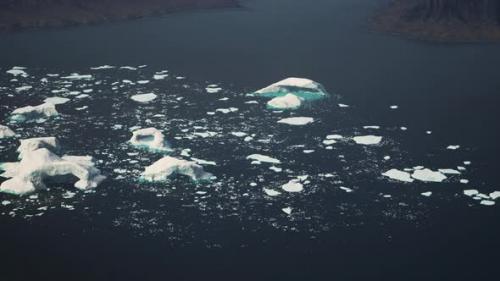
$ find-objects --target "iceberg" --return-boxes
[267,94,302,110]
[282,179,304,192]
[17,137,60,159]
[0,125,15,139]
[352,135,382,145]
[44,96,70,105]
[10,103,58,122]
[129,128,171,152]
[246,154,281,164]
[62,73,93,80]
[141,156,213,182]
[411,168,447,183]
[382,169,414,183]
[0,148,105,195]
[6,67,28,77]
[254,77,328,101]
[130,93,157,103]
[277,117,314,126]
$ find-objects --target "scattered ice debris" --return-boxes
[382,169,414,183]
[282,179,304,193]
[267,93,302,110]
[44,96,70,105]
[6,67,28,77]
[141,156,213,182]
[411,169,447,183]
[10,103,58,122]
[390,105,399,109]
[253,77,328,100]
[0,148,105,195]
[129,128,171,152]
[215,107,238,114]
[130,93,157,103]
[17,137,60,159]
[447,145,460,150]
[277,117,314,126]
[352,135,382,145]
[61,73,92,80]
[421,191,432,197]
[0,125,15,139]
[246,154,281,165]
[263,188,281,197]
[281,207,293,215]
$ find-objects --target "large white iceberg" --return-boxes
[0,125,15,139]
[254,78,329,101]
[267,94,302,110]
[0,148,105,195]
[129,128,171,152]
[17,137,60,159]
[10,103,58,122]
[141,156,213,182]
[277,117,314,126]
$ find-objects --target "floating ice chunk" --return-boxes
[0,125,15,139]
[16,86,32,92]
[303,150,315,154]
[269,166,282,172]
[267,94,302,110]
[245,100,259,104]
[129,128,171,152]
[153,74,169,80]
[17,137,60,159]
[338,103,349,108]
[62,73,92,80]
[76,94,89,99]
[282,180,304,192]
[231,132,247,137]
[464,189,479,196]
[90,65,115,70]
[282,207,293,215]
[480,200,495,206]
[191,158,217,166]
[1,200,11,206]
[10,103,58,122]
[246,154,281,164]
[323,139,337,145]
[277,117,314,126]
[426,131,432,135]
[438,168,461,175]
[447,145,460,150]
[460,179,469,184]
[216,107,238,114]
[400,127,408,131]
[411,168,447,183]
[421,191,432,197]
[44,97,70,105]
[6,67,28,77]
[193,131,218,138]
[254,77,328,100]
[130,93,157,103]
[363,126,380,130]
[390,105,398,109]
[137,80,150,84]
[263,188,281,197]
[326,134,343,140]
[0,148,105,195]
[141,156,213,182]
[339,186,353,193]
[489,191,500,200]
[206,85,222,94]
[383,156,391,160]
[382,169,414,183]
[353,135,382,145]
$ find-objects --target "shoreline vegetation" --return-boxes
[0,0,238,32]
[373,0,500,42]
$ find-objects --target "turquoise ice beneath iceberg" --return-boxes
[253,77,329,101]
[0,138,105,195]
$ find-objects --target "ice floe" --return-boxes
[44,97,70,105]
[130,93,157,103]
[0,125,15,139]
[277,117,314,126]
[141,156,213,182]
[254,77,328,100]
[17,137,60,159]
[281,207,293,215]
[282,179,304,193]
[411,169,447,183]
[10,103,58,122]
[267,93,302,110]
[129,128,171,152]
[352,135,382,145]
[382,169,414,183]
[246,154,281,165]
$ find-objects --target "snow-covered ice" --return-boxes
[17,137,60,159]
[44,97,70,105]
[282,180,304,192]
[277,117,314,126]
[129,128,171,152]
[130,93,157,103]
[246,154,281,164]
[352,135,382,145]
[382,169,414,183]
[411,169,447,183]
[141,156,213,182]
[267,93,302,110]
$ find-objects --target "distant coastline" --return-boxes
[373,0,500,42]
[0,0,239,32]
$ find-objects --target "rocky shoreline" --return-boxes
[0,0,238,32]
[373,0,500,42]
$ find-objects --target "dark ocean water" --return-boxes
[1,0,500,280]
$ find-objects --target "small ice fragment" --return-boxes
[363,126,380,130]
[246,154,280,164]
[0,125,15,139]
[323,139,337,145]
[44,97,70,105]
[480,200,495,206]
[282,180,304,192]
[62,73,92,80]
[326,134,343,140]
[282,207,293,215]
[338,104,349,108]
[390,105,398,109]
[421,191,432,197]
[438,169,461,175]
[231,132,247,137]
[130,93,157,103]
[460,179,469,184]
[339,186,353,193]
[353,135,382,145]
[447,145,460,150]
[263,188,281,197]
[489,191,500,200]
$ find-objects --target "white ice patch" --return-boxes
[215,107,238,114]
[282,180,304,193]
[44,97,70,105]
[206,85,222,94]
[130,93,157,103]
[62,73,92,80]
[352,135,382,145]
[363,126,380,130]
[267,94,302,110]
[411,168,447,183]
[464,189,479,197]
[338,103,349,108]
[480,200,495,206]
[277,117,314,126]
[17,137,60,159]
[0,125,15,139]
[141,156,213,182]
[191,158,217,166]
[382,169,414,183]
[438,169,461,175]
[263,188,281,197]
[421,191,432,197]
[231,132,247,137]
[489,191,500,200]
[281,207,293,215]
[15,86,32,92]
[447,145,460,150]
[90,65,115,70]
[246,154,281,165]
[339,186,353,193]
